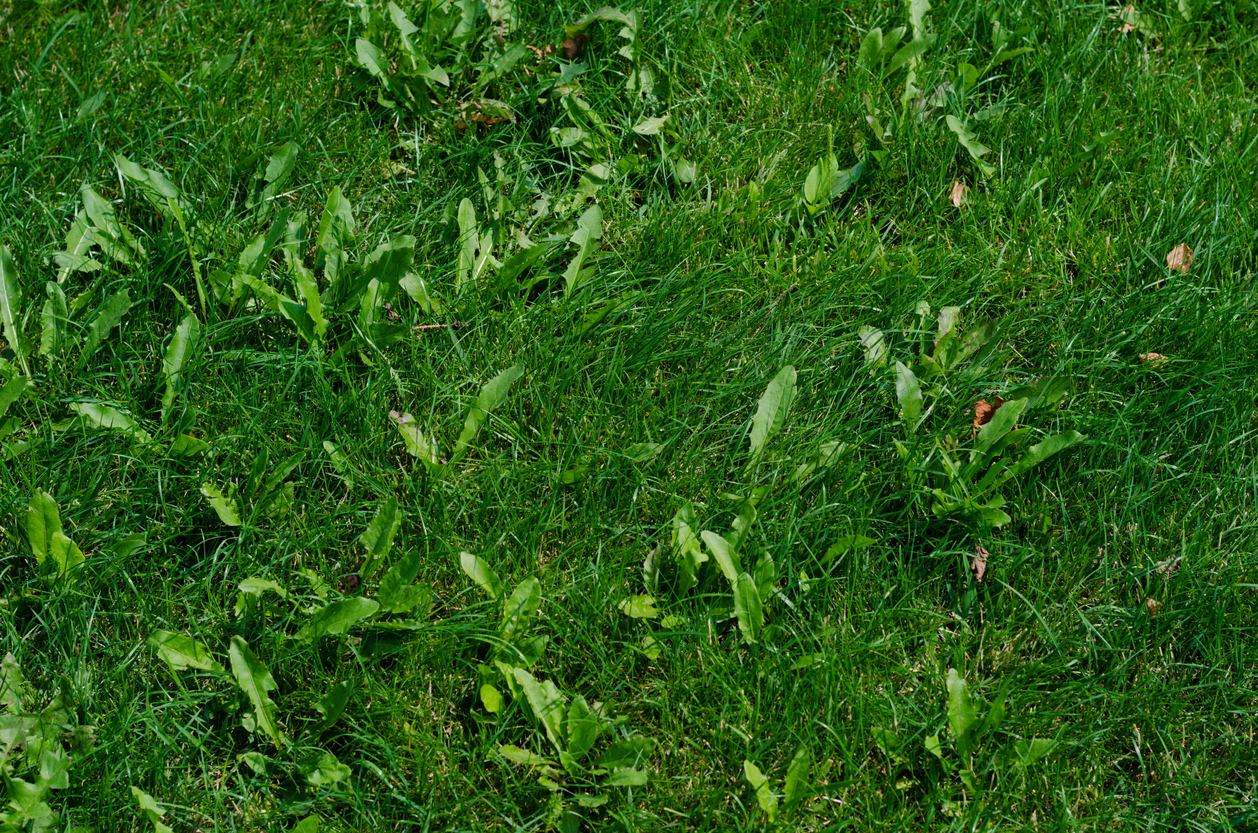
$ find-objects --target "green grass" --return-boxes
[2,0,1257,830]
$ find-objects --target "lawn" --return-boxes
[1,0,1257,830]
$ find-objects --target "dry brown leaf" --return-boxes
[1165,243,1193,274]
[972,544,989,583]
[1120,4,1138,34]
[1138,352,1168,367]
[950,181,969,208]
[972,396,1006,436]
[562,35,589,60]
[1145,598,1161,615]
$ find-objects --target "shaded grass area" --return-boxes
[2,0,1257,830]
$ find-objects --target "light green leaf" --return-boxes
[456,198,477,291]
[315,186,356,291]
[302,751,350,787]
[377,550,429,613]
[451,364,524,462]
[946,115,997,177]
[512,667,566,753]
[1001,430,1085,482]
[390,410,441,472]
[908,0,932,39]
[359,496,400,580]
[886,35,934,77]
[291,816,321,833]
[595,737,653,770]
[131,786,175,833]
[562,204,603,295]
[946,668,979,741]
[70,400,152,443]
[733,572,763,643]
[199,482,241,526]
[743,760,778,822]
[783,744,812,812]
[1013,737,1057,769]
[253,141,300,219]
[1,651,25,712]
[749,365,797,456]
[25,490,62,566]
[169,433,210,458]
[565,695,602,759]
[229,636,283,746]
[500,577,541,645]
[498,744,553,767]
[460,551,505,600]
[617,595,658,619]
[701,530,741,584]
[821,534,876,565]
[858,28,883,72]
[304,597,380,641]
[314,680,353,735]
[480,683,503,714]
[81,288,133,360]
[39,281,69,357]
[973,397,1029,456]
[630,115,669,135]
[160,313,199,424]
[0,374,29,421]
[603,767,648,787]
[48,529,85,576]
[0,244,30,376]
[858,325,887,371]
[148,630,222,673]
[672,501,707,594]
[893,361,923,430]
[623,441,663,463]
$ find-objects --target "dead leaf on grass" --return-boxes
[949,181,969,208]
[1138,352,1168,367]
[1145,597,1161,615]
[972,396,1006,435]
[1165,243,1193,274]
[972,544,989,582]
[562,35,589,60]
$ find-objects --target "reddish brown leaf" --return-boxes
[1145,598,1161,615]
[1165,243,1193,274]
[972,544,989,583]
[972,396,1006,436]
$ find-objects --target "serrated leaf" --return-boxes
[749,365,797,456]
[733,572,763,643]
[229,636,283,746]
[161,314,200,424]
[39,281,68,357]
[200,483,241,526]
[303,598,380,641]
[148,630,222,673]
[784,744,812,812]
[460,551,505,600]
[893,361,922,430]
[744,760,777,822]
[359,496,400,580]
[1,652,26,712]
[131,786,174,833]
[946,115,996,177]
[562,204,603,295]
[566,695,602,759]
[313,680,353,735]
[70,400,153,443]
[377,550,428,613]
[0,244,30,376]
[81,288,133,360]
[25,489,62,566]
[512,667,566,754]
[389,410,441,472]
[500,577,541,645]
[451,364,524,462]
